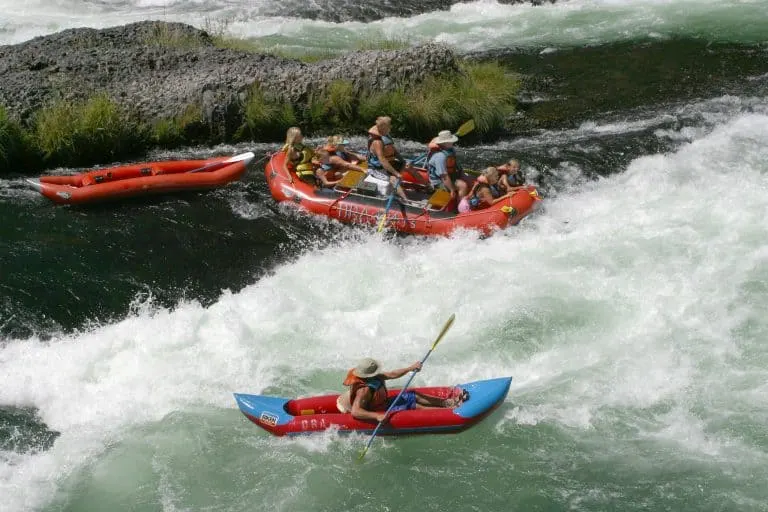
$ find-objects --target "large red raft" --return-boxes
[234,377,512,437]
[265,152,540,236]
[26,152,254,204]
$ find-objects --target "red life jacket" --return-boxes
[343,369,388,410]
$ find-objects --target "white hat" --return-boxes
[432,129,459,145]
[352,357,381,378]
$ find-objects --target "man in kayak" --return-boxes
[365,116,409,202]
[337,357,468,422]
[427,129,473,204]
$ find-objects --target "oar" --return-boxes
[455,119,476,138]
[376,177,401,232]
[357,313,456,461]
[187,151,255,173]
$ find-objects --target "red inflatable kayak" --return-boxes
[265,152,540,237]
[27,152,254,204]
[234,377,511,437]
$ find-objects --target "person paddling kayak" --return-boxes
[336,357,468,422]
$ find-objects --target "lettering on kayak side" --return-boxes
[259,412,279,427]
[301,418,328,431]
[335,203,416,228]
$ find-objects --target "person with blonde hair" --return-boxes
[457,166,514,213]
[365,116,409,202]
[496,158,526,193]
[281,126,315,183]
[313,148,345,188]
[319,135,366,179]
[325,135,366,165]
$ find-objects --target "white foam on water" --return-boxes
[1,0,766,49]
[1,99,768,509]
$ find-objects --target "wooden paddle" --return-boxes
[357,313,456,461]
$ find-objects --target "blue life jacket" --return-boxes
[367,134,396,180]
[427,148,458,187]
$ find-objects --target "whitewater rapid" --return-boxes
[2,0,767,49]
[1,95,767,510]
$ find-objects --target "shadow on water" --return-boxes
[478,37,768,133]
[0,174,344,339]
[0,405,60,454]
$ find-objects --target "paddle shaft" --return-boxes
[358,313,456,459]
[376,177,401,232]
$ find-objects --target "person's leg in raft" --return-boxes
[389,175,409,202]
[413,390,468,409]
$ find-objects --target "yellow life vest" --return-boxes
[283,143,315,178]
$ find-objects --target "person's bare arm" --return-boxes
[381,362,421,380]
[330,155,365,173]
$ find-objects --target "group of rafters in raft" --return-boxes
[268,117,542,236]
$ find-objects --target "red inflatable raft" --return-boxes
[27,152,254,204]
[265,152,540,237]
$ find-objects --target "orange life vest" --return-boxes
[427,143,457,176]
[343,369,388,410]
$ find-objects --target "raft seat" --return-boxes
[335,170,366,190]
[427,189,451,210]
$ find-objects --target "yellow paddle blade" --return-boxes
[455,119,475,138]
[431,313,455,350]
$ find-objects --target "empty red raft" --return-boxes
[26,152,254,204]
[265,151,541,237]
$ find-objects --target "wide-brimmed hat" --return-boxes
[352,357,381,378]
[432,129,459,145]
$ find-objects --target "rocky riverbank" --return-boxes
[0,21,458,133]
[0,21,519,173]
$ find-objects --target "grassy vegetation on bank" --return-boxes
[0,55,520,174]
[235,61,519,143]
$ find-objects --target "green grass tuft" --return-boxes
[0,107,26,173]
[34,94,145,166]
[235,86,297,141]
[142,23,208,49]
[151,104,205,147]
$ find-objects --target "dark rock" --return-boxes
[0,21,460,136]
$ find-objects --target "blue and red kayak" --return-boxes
[233,377,511,436]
